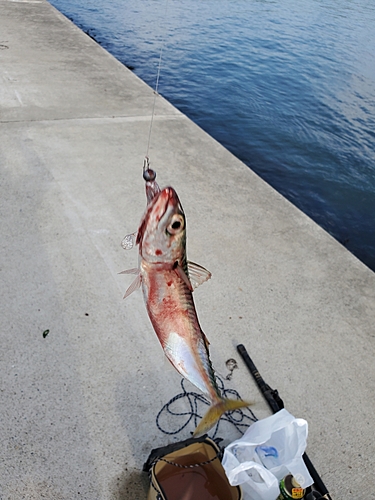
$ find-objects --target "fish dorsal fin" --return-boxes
[122,272,142,299]
[187,261,212,290]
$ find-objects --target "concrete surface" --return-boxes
[1,1,375,498]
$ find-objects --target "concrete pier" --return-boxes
[1,1,375,498]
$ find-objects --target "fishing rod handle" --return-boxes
[237,344,282,413]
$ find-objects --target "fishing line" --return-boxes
[156,376,257,439]
[145,0,170,161]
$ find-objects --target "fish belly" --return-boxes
[142,266,218,401]
[163,331,212,396]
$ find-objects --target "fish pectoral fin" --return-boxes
[187,261,212,290]
[123,273,142,299]
[174,264,194,292]
[193,398,252,437]
[118,268,139,275]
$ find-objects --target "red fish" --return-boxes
[122,186,249,435]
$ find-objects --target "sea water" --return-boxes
[49,0,375,271]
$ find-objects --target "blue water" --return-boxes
[50,0,375,271]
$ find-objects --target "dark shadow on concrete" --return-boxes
[110,468,150,500]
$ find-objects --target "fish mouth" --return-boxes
[158,187,182,226]
[136,187,182,246]
[160,188,173,218]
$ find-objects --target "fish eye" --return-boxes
[167,214,184,235]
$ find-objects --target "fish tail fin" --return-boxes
[193,398,252,437]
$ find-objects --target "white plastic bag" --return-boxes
[222,409,313,500]
[222,451,279,500]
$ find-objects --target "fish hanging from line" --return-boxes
[120,181,250,435]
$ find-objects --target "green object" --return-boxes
[42,329,50,338]
[277,475,305,499]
